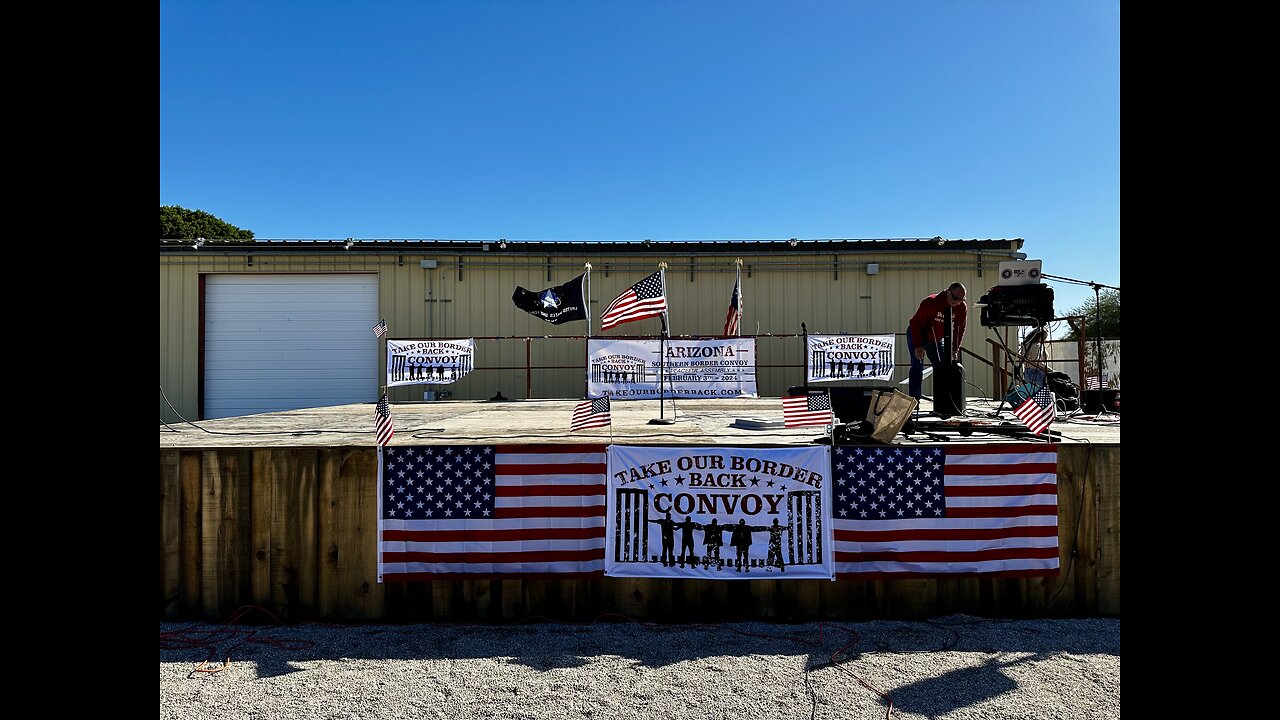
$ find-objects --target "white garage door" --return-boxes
[204,274,379,419]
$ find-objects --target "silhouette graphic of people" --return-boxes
[857,359,867,376]
[676,515,698,567]
[764,517,793,572]
[647,511,678,566]
[702,518,726,568]
[730,519,758,572]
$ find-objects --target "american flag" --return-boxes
[723,275,742,336]
[600,271,667,331]
[782,391,833,428]
[1013,385,1056,435]
[377,445,607,579]
[373,319,388,338]
[832,445,1059,577]
[375,393,395,446]
[571,395,612,432]
[1085,373,1107,390]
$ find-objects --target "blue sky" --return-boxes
[161,1,1119,313]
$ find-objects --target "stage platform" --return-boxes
[159,396,1120,621]
[160,396,1119,448]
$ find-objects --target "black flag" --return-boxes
[512,273,588,324]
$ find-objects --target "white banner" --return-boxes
[806,334,896,383]
[386,339,476,386]
[587,338,757,400]
[605,445,833,580]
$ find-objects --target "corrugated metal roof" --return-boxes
[160,237,1023,254]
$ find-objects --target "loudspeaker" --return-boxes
[933,363,966,418]
[1081,388,1120,414]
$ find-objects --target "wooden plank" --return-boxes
[160,451,181,619]
[250,451,273,610]
[408,581,434,620]
[1047,446,1081,614]
[179,452,203,617]
[725,578,752,621]
[501,579,524,620]
[318,448,384,620]
[881,579,935,618]
[823,579,870,620]
[656,578,675,622]
[522,579,547,619]
[994,577,1027,616]
[201,450,252,620]
[268,449,319,621]
[459,579,477,621]
[750,579,778,620]
[935,577,981,616]
[1074,446,1100,614]
[598,577,648,621]
[383,579,408,621]
[432,581,453,620]
[1094,446,1121,614]
[694,578,728,622]
[473,580,493,620]
[793,580,822,621]
[575,579,600,621]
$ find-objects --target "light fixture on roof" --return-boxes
[193,237,206,249]
[344,237,354,250]
[788,237,799,247]
[499,238,508,249]
[934,236,945,246]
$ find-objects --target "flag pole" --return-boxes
[584,262,593,400]
[734,257,743,337]
[801,322,809,392]
[584,262,593,338]
[650,262,675,425]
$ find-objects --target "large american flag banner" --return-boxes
[832,445,1059,577]
[378,445,607,580]
[600,271,667,331]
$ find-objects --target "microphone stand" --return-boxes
[1041,273,1119,416]
[649,314,676,425]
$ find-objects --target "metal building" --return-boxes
[160,238,1026,422]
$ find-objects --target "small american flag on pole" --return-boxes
[723,275,742,336]
[1012,385,1056,435]
[375,393,395,446]
[373,319,388,338]
[782,391,834,428]
[1085,373,1107,390]
[571,395,612,432]
[600,271,667,331]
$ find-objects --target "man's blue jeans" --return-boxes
[907,327,943,400]
[1024,366,1046,389]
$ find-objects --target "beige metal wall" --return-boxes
[160,246,1018,422]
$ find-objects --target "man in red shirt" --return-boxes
[907,283,968,399]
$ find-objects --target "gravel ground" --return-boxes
[160,616,1119,719]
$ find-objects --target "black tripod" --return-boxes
[1041,273,1119,417]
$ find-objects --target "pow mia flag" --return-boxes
[512,273,589,325]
